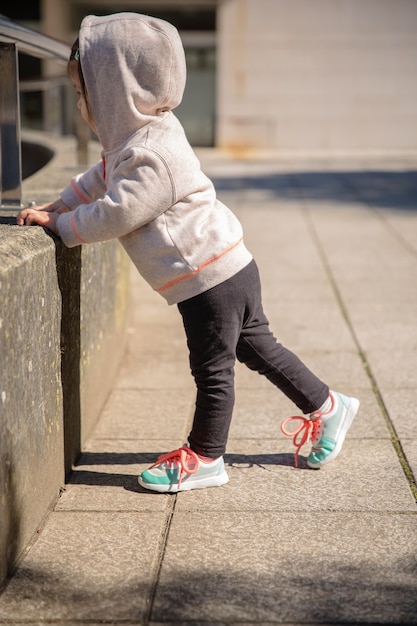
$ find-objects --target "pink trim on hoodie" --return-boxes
[156,237,244,293]
[70,214,88,243]
[71,179,90,204]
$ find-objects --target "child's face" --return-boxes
[72,74,96,133]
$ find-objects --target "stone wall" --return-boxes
[0,134,129,586]
[0,226,64,585]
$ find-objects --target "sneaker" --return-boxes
[281,391,360,469]
[138,446,229,493]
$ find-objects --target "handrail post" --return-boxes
[0,14,71,211]
[0,42,22,209]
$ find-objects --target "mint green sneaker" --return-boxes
[281,391,360,469]
[138,446,229,493]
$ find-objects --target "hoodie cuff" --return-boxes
[60,182,84,210]
[57,211,86,248]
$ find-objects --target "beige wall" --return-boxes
[217,0,417,154]
[40,0,417,154]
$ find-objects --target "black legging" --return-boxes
[177,260,328,458]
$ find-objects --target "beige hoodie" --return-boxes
[57,13,252,304]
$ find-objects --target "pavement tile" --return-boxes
[261,275,336,303]
[381,388,417,439]
[365,347,417,389]
[126,273,179,324]
[127,304,183,331]
[234,349,370,391]
[229,387,301,439]
[152,511,417,624]
[230,386,389,440]
[56,439,189,513]
[347,302,417,352]
[115,324,193,390]
[56,481,162,513]
[306,209,416,297]
[337,273,416,303]
[92,388,194,439]
[266,304,356,351]
[0,511,166,622]
[306,202,393,243]
[247,246,326,285]
[381,211,417,255]
[299,350,370,389]
[174,438,416,513]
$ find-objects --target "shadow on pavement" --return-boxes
[1,558,416,624]
[65,450,306,493]
[212,170,417,211]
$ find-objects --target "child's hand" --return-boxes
[16,205,60,235]
[16,199,69,234]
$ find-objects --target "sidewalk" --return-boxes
[0,151,416,624]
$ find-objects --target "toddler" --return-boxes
[17,12,359,492]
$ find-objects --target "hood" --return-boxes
[78,12,187,150]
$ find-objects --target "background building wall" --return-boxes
[217,0,417,153]
[14,0,417,153]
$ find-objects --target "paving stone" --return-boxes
[229,386,389,440]
[114,321,193,391]
[381,388,417,439]
[152,512,417,623]
[56,438,188,513]
[93,388,194,439]
[235,349,370,391]
[365,347,417,389]
[174,438,416,513]
[0,511,166,622]
[266,303,355,352]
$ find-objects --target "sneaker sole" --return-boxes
[138,471,229,493]
[307,397,360,469]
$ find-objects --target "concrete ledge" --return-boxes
[0,134,129,586]
[57,239,130,476]
[0,226,63,585]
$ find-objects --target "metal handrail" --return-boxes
[0,14,69,61]
[0,14,70,210]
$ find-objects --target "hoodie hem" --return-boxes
[154,242,253,305]
[155,236,244,295]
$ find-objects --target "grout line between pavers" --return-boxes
[336,170,417,260]
[299,196,417,503]
[143,494,177,626]
[356,355,417,503]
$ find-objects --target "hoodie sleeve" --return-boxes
[61,159,106,210]
[56,147,175,247]
[60,159,107,209]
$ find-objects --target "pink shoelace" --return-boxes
[280,393,335,467]
[149,446,200,489]
[280,416,322,467]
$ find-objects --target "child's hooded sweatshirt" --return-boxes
[57,12,252,305]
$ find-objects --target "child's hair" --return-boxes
[68,38,93,121]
